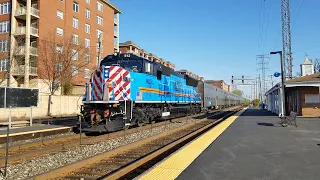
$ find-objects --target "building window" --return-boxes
[97,15,103,26]
[72,34,78,44]
[305,94,320,103]
[0,59,8,71]
[0,21,10,33]
[85,38,90,48]
[0,2,10,15]
[73,18,78,29]
[73,1,79,13]
[85,8,90,19]
[72,66,78,76]
[72,50,78,60]
[86,0,90,4]
[0,40,8,52]
[56,63,62,72]
[96,29,102,38]
[56,27,63,36]
[85,23,90,34]
[57,10,63,19]
[85,53,90,64]
[97,2,103,12]
[84,68,90,78]
[56,45,63,53]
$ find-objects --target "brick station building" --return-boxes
[265,72,320,117]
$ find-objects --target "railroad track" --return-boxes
[30,107,242,180]
[0,107,238,166]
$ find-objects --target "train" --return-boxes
[78,53,245,133]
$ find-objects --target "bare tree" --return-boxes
[295,71,301,78]
[38,32,91,116]
[313,58,320,73]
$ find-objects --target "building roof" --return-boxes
[205,80,224,83]
[287,72,320,83]
[101,0,121,13]
[119,41,141,49]
[300,57,313,65]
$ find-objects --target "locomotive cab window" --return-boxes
[144,61,153,74]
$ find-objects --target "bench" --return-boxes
[280,111,297,127]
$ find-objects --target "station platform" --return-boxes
[0,125,72,144]
[138,107,320,180]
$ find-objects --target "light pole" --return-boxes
[270,51,287,121]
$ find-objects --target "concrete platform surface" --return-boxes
[177,108,320,180]
[0,125,71,136]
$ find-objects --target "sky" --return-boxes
[110,0,320,99]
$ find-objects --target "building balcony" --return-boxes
[12,65,38,76]
[16,46,38,56]
[14,26,39,37]
[114,44,117,49]
[114,17,118,26]
[114,30,118,38]
[31,27,39,37]
[15,7,40,20]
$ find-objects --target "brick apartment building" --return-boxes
[119,41,165,63]
[0,0,120,93]
[205,80,230,92]
[119,40,203,80]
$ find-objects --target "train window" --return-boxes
[144,61,153,74]
[125,60,142,72]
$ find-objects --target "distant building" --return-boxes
[119,41,206,79]
[205,80,230,92]
[300,57,314,76]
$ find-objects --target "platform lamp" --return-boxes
[270,51,287,121]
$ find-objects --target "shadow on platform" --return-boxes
[257,122,274,127]
[240,108,276,117]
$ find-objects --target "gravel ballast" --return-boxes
[1,117,199,180]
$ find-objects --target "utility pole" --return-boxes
[270,51,287,119]
[257,55,269,102]
[269,75,274,87]
[258,74,262,102]
[97,33,103,66]
[281,0,293,79]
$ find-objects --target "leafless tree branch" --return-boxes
[38,32,91,95]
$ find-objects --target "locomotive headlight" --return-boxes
[104,69,109,78]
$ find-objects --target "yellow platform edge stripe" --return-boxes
[0,126,71,138]
[136,107,248,180]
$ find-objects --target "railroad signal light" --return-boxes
[242,75,244,83]
[231,76,234,84]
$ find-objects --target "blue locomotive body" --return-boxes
[80,53,202,132]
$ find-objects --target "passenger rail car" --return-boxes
[197,80,245,110]
[80,53,202,132]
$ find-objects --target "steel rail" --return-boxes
[29,107,242,180]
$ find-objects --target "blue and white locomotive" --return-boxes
[80,53,202,132]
